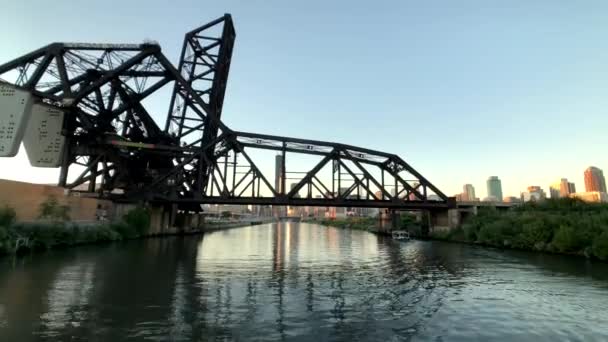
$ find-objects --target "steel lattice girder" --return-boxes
[0,14,454,210]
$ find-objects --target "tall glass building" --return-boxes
[486,176,503,202]
[463,184,476,201]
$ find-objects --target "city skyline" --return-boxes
[457,166,606,201]
[0,1,607,197]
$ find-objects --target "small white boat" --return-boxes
[392,230,411,240]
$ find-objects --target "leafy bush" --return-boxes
[551,224,583,253]
[38,196,70,221]
[592,231,608,261]
[0,205,155,255]
[0,205,16,227]
[96,225,122,242]
[123,207,151,236]
[74,225,100,244]
[111,221,138,239]
[513,220,553,250]
[0,226,9,254]
[15,223,69,250]
[462,223,478,242]
[448,199,608,259]
[447,227,465,241]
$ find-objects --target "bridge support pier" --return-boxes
[111,203,177,235]
[375,210,401,234]
[148,204,176,235]
[390,210,400,230]
[429,208,462,234]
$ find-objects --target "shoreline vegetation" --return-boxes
[305,213,422,235]
[431,198,608,261]
[0,198,268,256]
[4,196,608,261]
[0,202,154,255]
[306,198,608,262]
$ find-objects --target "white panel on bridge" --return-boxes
[0,84,33,157]
[23,104,66,167]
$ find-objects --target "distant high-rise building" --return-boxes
[274,154,286,217]
[521,186,546,202]
[584,167,607,193]
[527,186,546,198]
[550,178,576,199]
[275,154,284,194]
[486,176,503,202]
[463,184,476,201]
[568,182,576,194]
[290,182,301,198]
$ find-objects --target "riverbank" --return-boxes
[303,217,377,231]
[304,214,422,236]
[431,198,608,261]
[0,205,274,256]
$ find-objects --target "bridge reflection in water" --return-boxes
[1,223,608,341]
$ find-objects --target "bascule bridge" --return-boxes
[0,14,456,232]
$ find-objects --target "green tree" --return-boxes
[123,207,151,236]
[551,224,583,253]
[39,196,70,221]
[0,205,16,227]
[514,219,553,250]
[592,230,608,261]
[0,225,9,254]
[462,222,478,242]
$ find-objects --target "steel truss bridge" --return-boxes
[0,14,454,211]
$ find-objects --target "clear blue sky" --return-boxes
[1,0,607,198]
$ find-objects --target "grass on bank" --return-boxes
[432,198,608,261]
[0,201,151,255]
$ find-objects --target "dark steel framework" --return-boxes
[0,14,453,210]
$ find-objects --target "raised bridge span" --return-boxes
[0,14,455,221]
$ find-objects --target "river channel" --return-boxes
[1,222,607,341]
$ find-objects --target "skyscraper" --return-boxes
[584,167,607,193]
[550,178,576,198]
[486,176,503,202]
[274,154,285,217]
[568,182,576,194]
[463,184,476,201]
[275,154,284,194]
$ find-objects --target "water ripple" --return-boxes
[0,223,608,341]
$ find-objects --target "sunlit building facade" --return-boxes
[570,191,608,203]
[521,186,546,202]
[550,178,576,199]
[584,167,607,193]
[463,184,476,201]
